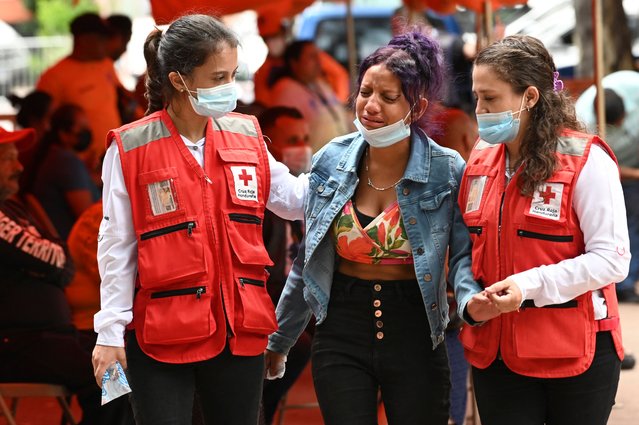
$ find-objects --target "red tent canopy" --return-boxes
[149,0,313,24]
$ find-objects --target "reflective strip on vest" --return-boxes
[557,136,588,156]
[121,120,171,152]
[476,136,587,156]
[213,116,257,137]
[475,140,498,151]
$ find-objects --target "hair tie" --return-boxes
[553,71,564,92]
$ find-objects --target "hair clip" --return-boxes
[553,71,564,92]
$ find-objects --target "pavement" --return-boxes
[608,302,639,425]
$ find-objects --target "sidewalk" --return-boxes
[609,302,639,425]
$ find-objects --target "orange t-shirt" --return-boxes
[65,201,102,330]
[37,57,122,168]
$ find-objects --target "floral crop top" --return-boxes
[333,200,413,265]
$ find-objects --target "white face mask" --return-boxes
[178,72,237,118]
[281,146,312,176]
[353,110,411,148]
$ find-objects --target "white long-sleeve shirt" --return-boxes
[513,144,631,319]
[95,136,308,347]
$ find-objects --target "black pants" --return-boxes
[311,273,450,425]
[472,331,621,425]
[0,328,133,425]
[126,332,264,425]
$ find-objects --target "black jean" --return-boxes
[126,332,264,425]
[472,331,621,425]
[311,272,450,425]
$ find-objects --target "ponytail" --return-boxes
[143,29,165,115]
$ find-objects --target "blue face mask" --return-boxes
[353,110,411,148]
[477,96,527,145]
[178,72,237,118]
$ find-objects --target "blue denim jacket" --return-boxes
[267,129,482,354]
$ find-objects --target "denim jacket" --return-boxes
[267,128,482,354]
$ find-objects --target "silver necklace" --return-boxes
[365,148,402,191]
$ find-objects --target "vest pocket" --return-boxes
[466,222,487,284]
[224,212,273,266]
[138,218,207,289]
[459,322,493,354]
[512,305,587,358]
[142,285,216,345]
[138,167,186,222]
[218,148,263,208]
[233,270,278,335]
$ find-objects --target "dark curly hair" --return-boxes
[356,29,445,129]
[143,14,239,115]
[475,35,584,196]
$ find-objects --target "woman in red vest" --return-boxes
[459,35,629,425]
[90,14,307,425]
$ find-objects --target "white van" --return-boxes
[504,0,639,75]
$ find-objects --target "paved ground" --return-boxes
[608,302,639,425]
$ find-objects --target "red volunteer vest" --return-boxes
[458,129,623,378]
[108,110,277,363]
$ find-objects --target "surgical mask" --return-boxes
[477,96,527,145]
[178,72,237,118]
[353,110,411,148]
[73,128,92,153]
[281,146,312,176]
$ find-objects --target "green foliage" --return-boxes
[36,0,98,36]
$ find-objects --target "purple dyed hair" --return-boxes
[356,30,445,125]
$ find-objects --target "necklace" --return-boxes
[365,148,402,191]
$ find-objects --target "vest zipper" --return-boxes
[229,213,262,225]
[140,221,196,241]
[239,277,265,287]
[468,226,483,235]
[497,191,506,279]
[204,175,212,184]
[150,286,206,299]
[517,229,574,242]
[520,299,578,309]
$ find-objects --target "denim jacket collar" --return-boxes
[335,126,432,183]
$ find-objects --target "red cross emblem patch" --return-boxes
[230,166,258,202]
[529,182,563,221]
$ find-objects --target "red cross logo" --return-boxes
[238,169,253,186]
[539,185,556,204]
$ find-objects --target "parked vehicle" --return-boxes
[504,0,639,75]
[293,2,462,70]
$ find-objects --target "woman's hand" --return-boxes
[264,349,287,380]
[92,344,127,387]
[485,277,523,313]
[466,291,502,322]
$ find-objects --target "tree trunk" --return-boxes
[574,0,633,78]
